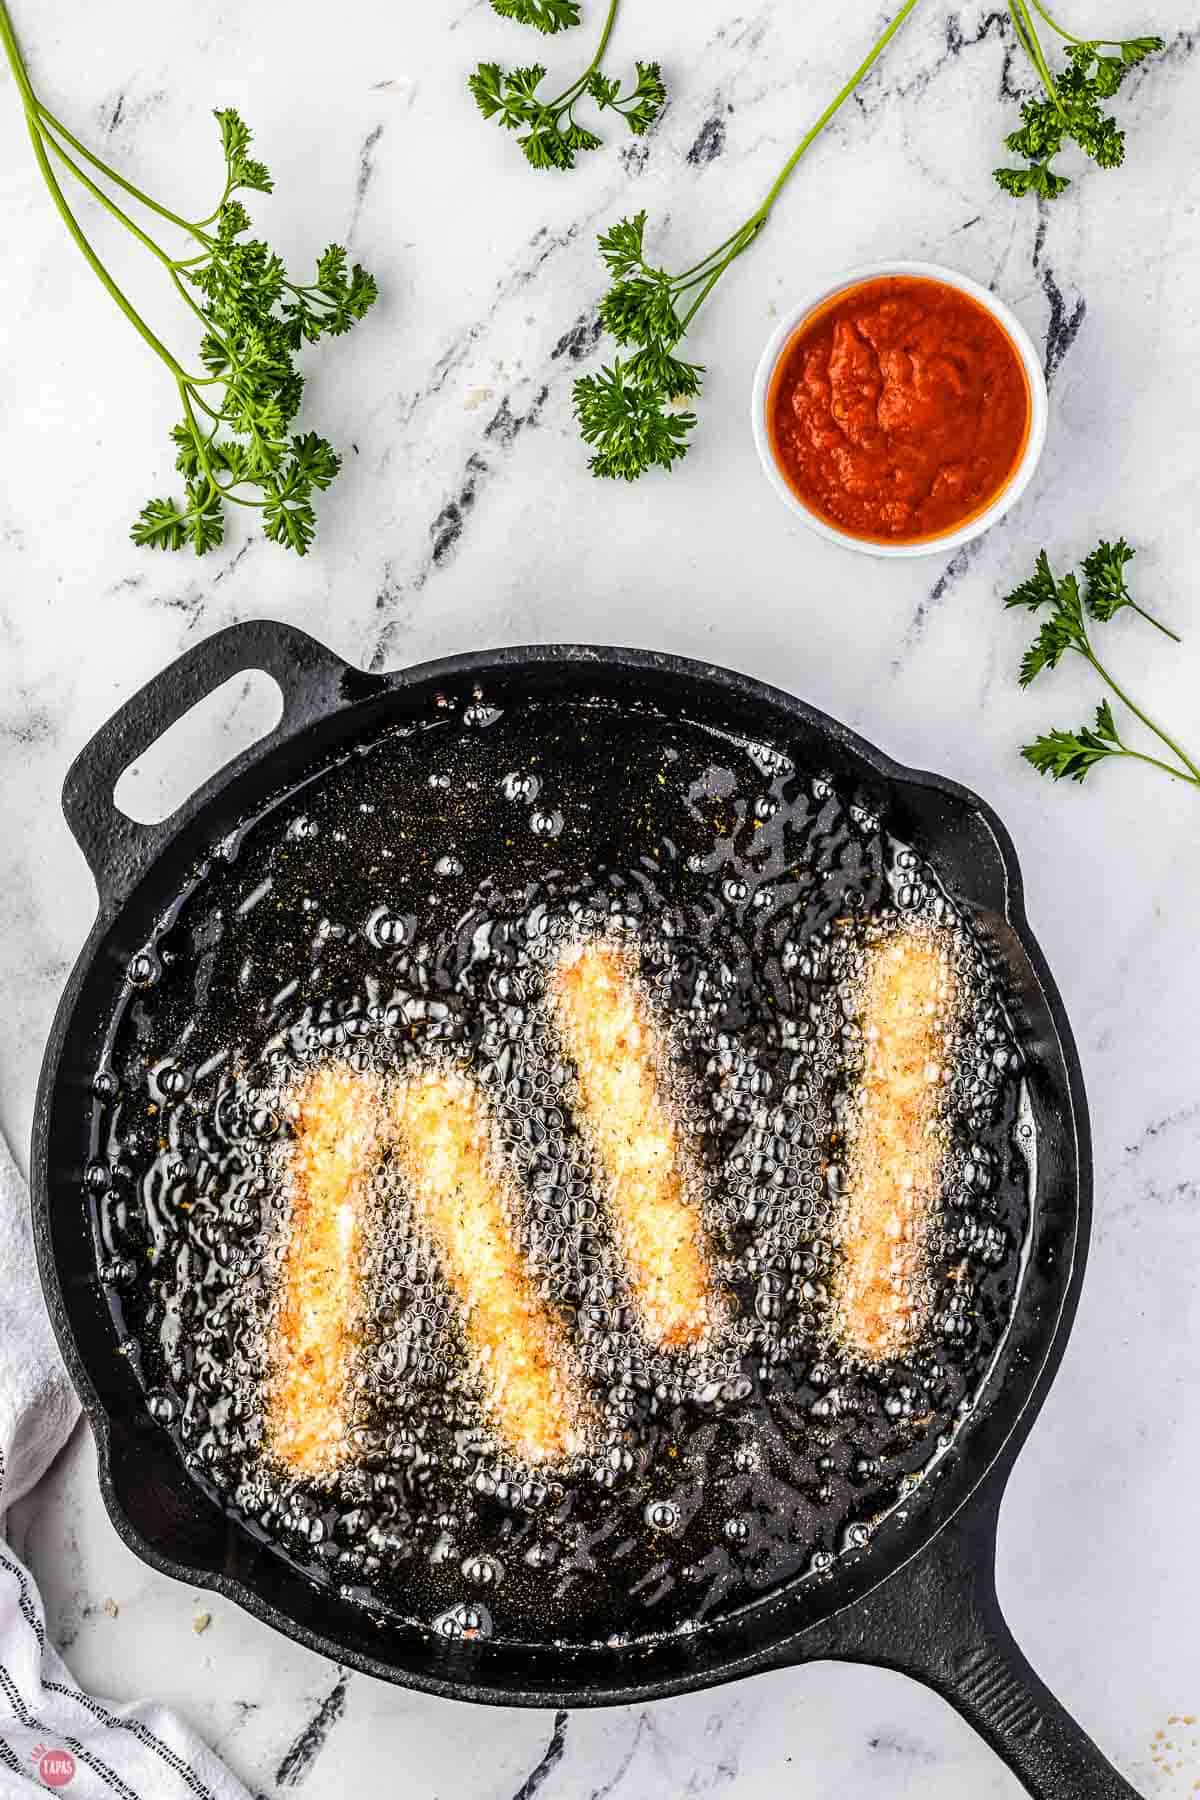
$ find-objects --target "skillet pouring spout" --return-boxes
[33,620,1126,1794]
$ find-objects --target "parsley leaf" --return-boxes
[994,161,1073,199]
[597,211,650,278]
[0,4,377,557]
[574,359,696,480]
[1080,538,1180,639]
[262,459,317,555]
[612,61,668,136]
[132,482,225,555]
[489,0,581,33]
[147,105,376,555]
[1005,539,1199,792]
[1003,547,1061,613]
[1022,701,1124,782]
[1081,537,1137,616]
[131,496,191,553]
[995,5,1163,200]
[1017,579,1087,684]
[1003,554,1090,685]
[572,0,924,479]
[469,0,665,170]
[213,106,273,194]
[599,272,685,350]
[1121,35,1163,62]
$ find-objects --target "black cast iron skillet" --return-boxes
[33,622,1140,1799]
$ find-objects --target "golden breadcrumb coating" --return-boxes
[551,941,712,1350]
[832,926,959,1363]
[392,1070,587,1465]
[267,1064,380,1477]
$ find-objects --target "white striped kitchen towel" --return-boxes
[0,1125,249,1799]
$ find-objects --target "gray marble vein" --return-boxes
[274,1674,349,1789]
[512,1711,570,1800]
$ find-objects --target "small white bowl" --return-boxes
[750,260,1049,559]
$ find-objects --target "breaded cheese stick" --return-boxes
[267,1064,381,1477]
[392,1070,585,1465]
[551,942,712,1350]
[832,926,959,1363]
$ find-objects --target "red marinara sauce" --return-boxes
[767,275,1032,545]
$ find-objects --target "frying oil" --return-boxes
[88,693,1030,1646]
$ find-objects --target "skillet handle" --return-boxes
[828,1480,1142,1798]
[62,620,370,915]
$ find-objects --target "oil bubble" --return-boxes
[368,908,408,949]
[128,948,161,988]
[502,771,541,804]
[433,1601,494,1641]
[155,1063,191,1100]
[462,1553,505,1588]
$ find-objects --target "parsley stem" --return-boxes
[679,263,735,332]
[0,0,34,109]
[1022,0,1089,46]
[185,387,224,422]
[32,100,212,243]
[1085,648,1200,783]
[1008,0,1068,115]
[0,0,195,386]
[1025,1,1140,51]
[178,386,268,509]
[672,227,756,285]
[575,0,931,478]
[41,127,183,274]
[169,265,231,349]
[1112,746,1200,785]
[590,0,619,66]
[190,196,232,232]
[548,0,618,110]
[756,0,926,221]
[1006,2,1042,74]
[17,125,188,383]
[39,121,220,383]
[673,0,925,334]
[1129,599,1182,643]
[4,0,374,552]
[678,224,763,328]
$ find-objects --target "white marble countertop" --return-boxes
[2,1,1199,1794]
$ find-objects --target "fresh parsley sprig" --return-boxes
[573,0,923,479]
[0,2,376,555]
[996,1,1162,199]
[1005,541,1199,789]
[490,0,582,33]
[470,0,665,171]
[573,0,1171,481]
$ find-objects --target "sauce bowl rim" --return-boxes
[749,259,1050,560]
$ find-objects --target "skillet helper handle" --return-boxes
[62,620,360,915]
[836,1487,1142,1799]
